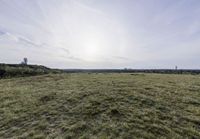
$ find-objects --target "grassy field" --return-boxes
[0,73,200,138]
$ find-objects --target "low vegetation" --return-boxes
[0,64,61,78]
[0,73,200,138]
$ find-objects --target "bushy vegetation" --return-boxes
[0,73,200,138]
[0,64,61,78]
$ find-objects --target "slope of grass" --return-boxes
[0,63,61,78]
[0,73,200,138]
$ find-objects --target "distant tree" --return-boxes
[21,58,28,65]
[24,58,28,65]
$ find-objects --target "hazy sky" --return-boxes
[0,0,200,69]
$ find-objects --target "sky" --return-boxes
[0,0,200,69]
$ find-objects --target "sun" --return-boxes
[82,38,101,61]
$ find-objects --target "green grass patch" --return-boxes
[0,73,200,138]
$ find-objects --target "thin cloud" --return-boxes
[73,0,105,16]
[18,37,42,47]
[59,48,70,55]
[60,55,82,61]
[113,56,130,61]
[0,30,5,36]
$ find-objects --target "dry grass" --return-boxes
[0,73,200,138]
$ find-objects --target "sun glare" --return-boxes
[83,40,100,61]
[82,33,103,61]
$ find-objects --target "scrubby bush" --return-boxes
[0,69,6,77]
